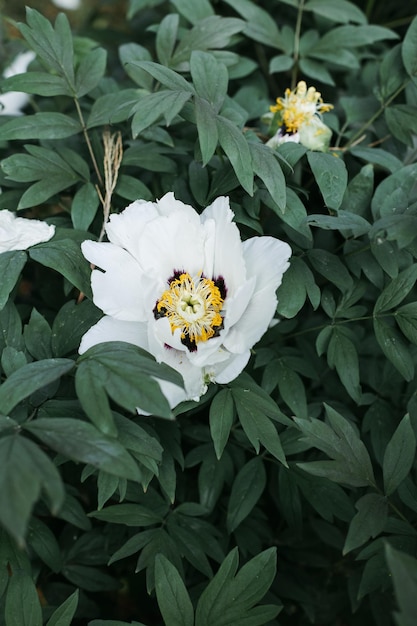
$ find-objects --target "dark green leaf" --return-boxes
[190,51,228,112]
[155,555,194,626]
[75,47,107,97]
[27,517,62,573]
[402,15,417,83]
[132,61,195,93]
[24,308,52,360]
[194,96,219,165]
[46,590,79,626]
[327,327,361,401]
[0,72,71,97]
[0,435,64,544]
[373,317,414,381]
[217,115,253,195]
[29,238,92,297]
[385,544,417,626]
[343,493,388,554]
[0,358,74,415]
[304,0,366,23]
[222,0,283,48]
[71,183,100,231]
[375,266,417,313]
[0,250,26,311]
[5,568,42,626]
[24,418,142,483]
[0,113,81,140]
[226,457,266,533]
[209,388,234,459]
[249,141,286,210]
[90,503,163,526]
[307,152,348,210]
[383,414,416,496]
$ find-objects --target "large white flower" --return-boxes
[0,51,36,116]
[79,193,291,410]
[0,210,55,253]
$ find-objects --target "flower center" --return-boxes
[270,80,333,134]
[154,272,225,351]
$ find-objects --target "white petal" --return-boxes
[223,237,291,353]
[82,241,149,321]
[79,316,148,354]
[201,196,246,294]
[0,210,55,251]
[104,200,159,262]
[208,350,251,384]
[0,52,36,116]
[137,209,204,282]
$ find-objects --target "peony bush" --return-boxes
[0,1,417,625]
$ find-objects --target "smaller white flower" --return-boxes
[266,80,333,152]
[51,0,81,9]
[0,210,55,253]
[0,51,36,116]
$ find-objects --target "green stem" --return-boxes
[73,96,104,187]
[291,0,305,89]
[344,81,409,149]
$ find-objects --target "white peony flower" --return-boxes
[0,51,36,116]
[0,210,55,253]
[79,193,291,410]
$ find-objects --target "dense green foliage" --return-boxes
[1,0,417,624]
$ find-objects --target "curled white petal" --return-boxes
[0,210,55,253]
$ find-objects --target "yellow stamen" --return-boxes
[269,81,333,133]
[156,273,224,348]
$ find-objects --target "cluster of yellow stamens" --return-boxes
[155,272,224,348]
[270,81,333,133]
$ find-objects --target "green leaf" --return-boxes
[343,493,388,554]
[23,309,52,362]
[131,90,192,137]
[306,210,370,237]
[209,388,234,459]
[277,257,320,318]
[51,299,102,357]
[383,414,416,496]
[385,544,417,626]
[402,15,417,83]
[373,317,414,381]
[0,113,82,140]
[46,590,79,626]
[27,517,62,573]
[5,568,42,626]
[249,141,286,210]
[374,266,417,313]
[24,418,142,483]
[307,152,348,210]
[71,182,100,231]
[294,405,376,487]
[74,47,107,97]
[170,0,214,23]
[132,61,195,93]
[226,457,266,533]
[172,16,245,65]
[90,503,163,526]
[195,548,279,626]
[0,435,64,544]
[232,388,287,465]
[155,555,194,626]
[194,96,219,165]
[18,8,75,89]
[308,249,353,292]
[190,51,228,112]
[0,72,71,97]
[29,238,92,297]
[0,358,74,415]
[396,302,417,345]
[0,250,26,311]
[76,341,183,419]
[222,0,283,48]
[327,327,361,402]
[216,115,253,195]
[304,0,366,23]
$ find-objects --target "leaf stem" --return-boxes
[291,0,305,89]
[344,81,410,149]
[73,96,104,187]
